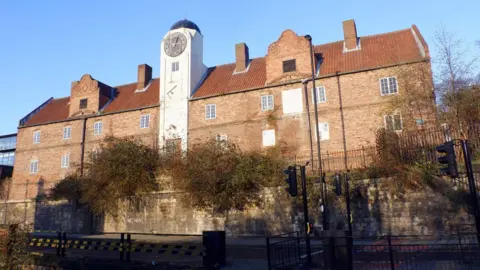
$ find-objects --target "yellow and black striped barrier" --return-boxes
[29,237,204,256]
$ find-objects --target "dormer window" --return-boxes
[79,98,88,109]
[283,59,296,73]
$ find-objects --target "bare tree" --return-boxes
[434,27,478,134]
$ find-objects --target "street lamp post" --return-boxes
[305,34,326,230]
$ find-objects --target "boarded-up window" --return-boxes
[282,89,303,114]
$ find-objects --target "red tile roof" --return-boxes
[193,27,427,98]
[23,98,71,126]
[22,26,428,126]
[23,79,160,126]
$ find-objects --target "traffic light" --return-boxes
[436,141,459,178]
[334,173,342,196]
[283,166,298,197]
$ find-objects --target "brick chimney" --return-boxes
[235,43,249,73]
[343,19,358,51]
[137,64,152,90]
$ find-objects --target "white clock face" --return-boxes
[164,32,187,57]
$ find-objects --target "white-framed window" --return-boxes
[262,129,276,147]
[61,153,70,168]
[63,126,71,140]
[205,104,216,120]
[318,122,330,141]
[380,76,398,95]
[93,121,103,135]
[384,114,402,131]
[261,95,274,111]
[282,89,303,114]
[33,130,40,144]
[30,159,38,174]
[314,86,327,103]
[216,134,228,142]
[140,114,150,129]
[172,61,179,72]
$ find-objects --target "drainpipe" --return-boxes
[302,80,315,173]
[336,72,348,170]
[80,118,87,177]
[305,35,323,176]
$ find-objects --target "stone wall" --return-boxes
[0,182,472,236]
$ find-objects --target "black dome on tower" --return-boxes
[170,19,201,34]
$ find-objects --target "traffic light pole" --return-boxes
[460,140,480,242]
[321,173,329,230]
[300,166,312,266]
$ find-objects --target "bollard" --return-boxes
[120,233,125,261]
[61,232,66,257]
[203,231,226,269]
[126,234,131,263]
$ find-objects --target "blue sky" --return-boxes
[0,0,478,134]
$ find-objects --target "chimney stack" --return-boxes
[137,64,152,90]
[235,43,249,73]
[342,19,358,51]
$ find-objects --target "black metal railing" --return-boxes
[266,232,480,270]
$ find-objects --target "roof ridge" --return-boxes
[208,56,265,69]
[361,28,411,39]
[113,77,160,89]
[314,28,411,48]
[53,96,70,101]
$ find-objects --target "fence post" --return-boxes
[56,231,61,257]
[326,151,330,172]
[362,146,366,167]
[266,236,271,270]
[126,234,131,263]
[120,233,125,262]
[387,235,395,270]
[61,232,66,257]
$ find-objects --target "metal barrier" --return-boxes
[266,232,480,270]
[27,231,224,268]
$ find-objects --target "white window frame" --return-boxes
[314,86,327,103]
[140,114,150,129]
[262,129,276,147]
[30,159,38,174]
[61,153,70,168]
[261,95,274,112]
[384,114,403,131]
[33,130,40,144]
[318,122,330,141]
[93,121,103,136]
[380,76,398,96]
[216,134,228,142]
[172,61,179,72]
[63,126,72,140]
[205,104,216,120]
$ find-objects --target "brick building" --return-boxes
[9,19,435,200]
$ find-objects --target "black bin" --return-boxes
[203,231,226,269]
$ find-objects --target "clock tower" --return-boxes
[159,19,207,152]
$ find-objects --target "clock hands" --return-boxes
[166,85,177,99]
[173,36,179,48]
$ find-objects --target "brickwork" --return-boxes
[189,62,436,158]
[10,107,159,200]
[265,30,313,84]
[69,74,111,117]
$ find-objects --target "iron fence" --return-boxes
[266,233,480,270]
[286,125,480,175]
